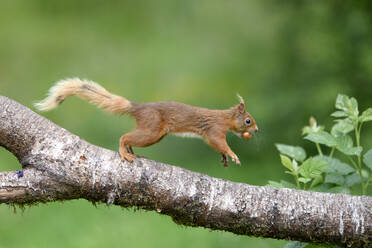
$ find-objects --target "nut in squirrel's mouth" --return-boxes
[242,131,251,140]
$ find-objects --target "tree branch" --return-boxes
[0,96,371,247]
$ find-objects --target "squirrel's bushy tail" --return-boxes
[34,78,131,114]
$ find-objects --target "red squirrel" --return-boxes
[35,78,258,166]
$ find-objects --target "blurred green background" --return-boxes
[1,1,372,247]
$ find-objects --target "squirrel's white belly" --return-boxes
[173,132,202,139]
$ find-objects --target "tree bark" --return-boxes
[0,96,370,247]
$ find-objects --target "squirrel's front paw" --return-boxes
[230,154,241,166]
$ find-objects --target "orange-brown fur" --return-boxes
[35,78,258,166]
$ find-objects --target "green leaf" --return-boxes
[298,177,311,184]
[285,171,296,176]
[311,157,329,177]
[359,108,372,122]
[292,159,299,172]
[321,156,355,175]
[335,94,359,119]
[267,180,285,188]
[267,180,298,189]
[311,183,332,193]
[299,158,312,178]
[303,244,333,248]
[328,186,351,194]
[284,241,308,248]
[284,242,331,248]
[280,180,297,189]
[276,144,307,162]
[362,169,369,180]
[335,94,349,111]
[350,97,359,116]
[334,135,362,156]
[299,157,328,179]
[310,175,323,189]
[324,173,345,186]
[331,120,354,137]
[280,154,294,171]
[335,134,353,149]
[341,146,363,156]
[331,111,348,118]
[345,172,361,187]
[304,131,337,147]
[363,149,372,171]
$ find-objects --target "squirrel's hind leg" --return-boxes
[119,129,166,162]
[126,146,134,154]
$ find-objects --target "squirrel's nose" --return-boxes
[249,125,258,134]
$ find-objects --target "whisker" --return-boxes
[252,129,264,151]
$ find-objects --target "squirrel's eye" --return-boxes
[245,118,251,125]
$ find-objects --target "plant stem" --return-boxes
[360,173,365,195]
[354,122,365,195]
[329,147,335,158]
[315,143,323,156]
[363,184,368,195]
[355,123,361,168]
[347,156,359,170]
[294,175,300,189]
[348,156,365,194]
[364,173,372,193]
[366,179,371,194]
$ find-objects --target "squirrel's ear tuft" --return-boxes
[237,93,244,104]
[236,94,245,113]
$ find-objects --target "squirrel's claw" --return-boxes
[230,153,241,166]
[221,152,241,167]
[221,153,229,167]
[120,152,136,162]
